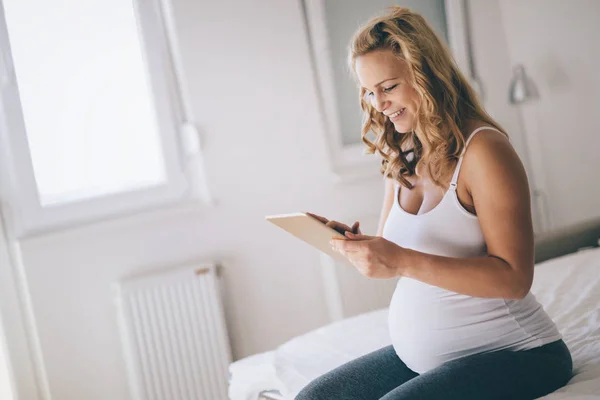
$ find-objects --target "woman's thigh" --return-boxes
[295,345,418,400]
[380,340,573,400]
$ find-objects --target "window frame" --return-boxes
[0,0,204,238]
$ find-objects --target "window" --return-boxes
[0,0,206,236]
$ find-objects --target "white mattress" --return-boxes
[229,247,600,399]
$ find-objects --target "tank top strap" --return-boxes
[449,126,504,189]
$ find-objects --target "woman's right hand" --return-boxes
[306,212,362,236]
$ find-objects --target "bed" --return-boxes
[228,218,600,400]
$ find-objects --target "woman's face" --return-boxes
[355,49,420,134]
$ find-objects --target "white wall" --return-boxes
[0,327,14,400]
[498,0,600,230]
[4,0,588,399]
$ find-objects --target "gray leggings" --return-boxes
[295,340,572,400]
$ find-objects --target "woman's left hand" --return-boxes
[330,232,407,279]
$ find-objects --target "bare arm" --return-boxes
[396,131,534,299]
[376,177,396,236]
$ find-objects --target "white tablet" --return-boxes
[265,212,349,264]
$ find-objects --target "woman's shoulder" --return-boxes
[460,121,524,188]
[463,120,507,143]
[462,120,510,156]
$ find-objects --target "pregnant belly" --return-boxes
[388,278,524,373]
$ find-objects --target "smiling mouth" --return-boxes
[387,108,406,119]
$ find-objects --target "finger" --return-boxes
[337,249,361,260]
[331,237,362,252]
[326,221,352,235]
[337,221,354,232]
[352,221,360,234]
[330,238,344,251]
[331,244,359,258]
[306,212,328,224]
[345,231,370,240]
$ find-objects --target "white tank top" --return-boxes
[382,127,562,374]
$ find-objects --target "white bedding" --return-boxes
[228,350,285,400]
[229,247,600,399]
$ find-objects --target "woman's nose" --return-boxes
[371,93,388,113]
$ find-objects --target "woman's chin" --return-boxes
[393,122,412,134]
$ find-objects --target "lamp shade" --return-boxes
[509,64,539,104]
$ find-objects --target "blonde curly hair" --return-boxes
[348,6,505,189]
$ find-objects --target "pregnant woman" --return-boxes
[299,6,572,400]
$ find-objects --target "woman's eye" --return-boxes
[383,84,398,93]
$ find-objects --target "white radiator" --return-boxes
[113,263,232,400]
